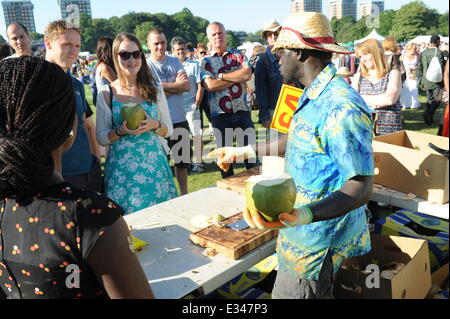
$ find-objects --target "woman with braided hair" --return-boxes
[0,56,153,299]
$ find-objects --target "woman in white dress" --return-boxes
[400,43,421,109]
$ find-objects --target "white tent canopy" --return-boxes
[354,29,385,45]
[407,35,449,44]
[237,41,263,60]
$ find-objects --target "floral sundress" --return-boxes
[104,98,178,215]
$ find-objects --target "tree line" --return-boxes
[332,1,448,44]
[0,1,447,50]
[77,8,243,53]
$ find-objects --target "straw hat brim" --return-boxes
[272,37,352,55]
[261,26,282,38]
[271,13,352,55]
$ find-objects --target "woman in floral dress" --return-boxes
[96,33,178,214]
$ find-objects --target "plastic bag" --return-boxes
[426,48,443,83]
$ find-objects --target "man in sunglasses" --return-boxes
[146,29,191,195]
[254,19,284,142]
[207,13,374,299]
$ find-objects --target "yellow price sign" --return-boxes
[270,84,304,134]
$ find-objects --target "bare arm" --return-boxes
[361,70,402,108]
[100,64,118,84]
[83,115,102,159]
[417,52,423,80]
[156,84,173,138]
[221,66,252,83]
[309,175,373,222]
[195,83,204,106]
[87,217,154,299]
[203,77,235,92]
[162,72,190,94]
[203,66,253,92]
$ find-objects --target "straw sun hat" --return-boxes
[261,19,282,39]
[272,12,351,55]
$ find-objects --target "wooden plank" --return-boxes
[190,212,278,259]
[216,167,261,194]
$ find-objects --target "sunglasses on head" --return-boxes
[118,50,141,60]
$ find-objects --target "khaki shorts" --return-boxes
[186,109,202,136]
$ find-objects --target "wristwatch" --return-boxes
[217,73,224,80]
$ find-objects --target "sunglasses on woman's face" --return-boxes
[199,51,207,55]
[119,50,141,61]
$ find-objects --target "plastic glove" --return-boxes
[243,206,313,231]
[207,145,256,172]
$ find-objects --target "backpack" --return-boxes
[425,48,443,83]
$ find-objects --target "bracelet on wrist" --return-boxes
[116,127,125,137]
[155,120,162,133]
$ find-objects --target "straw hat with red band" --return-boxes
[272,12,352,55]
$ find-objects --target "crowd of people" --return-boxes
[0,11,449,299]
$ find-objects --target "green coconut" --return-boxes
[120,104,146,130]
[245,174,296,222]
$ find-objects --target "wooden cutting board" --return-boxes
[216,167,261,194]
[189,212,278,260]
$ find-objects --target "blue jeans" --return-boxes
[211,111,259,178]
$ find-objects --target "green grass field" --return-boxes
[84,85,444,193]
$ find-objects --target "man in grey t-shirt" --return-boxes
[147,29,191,195]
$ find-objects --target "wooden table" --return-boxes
[123,187,276,299]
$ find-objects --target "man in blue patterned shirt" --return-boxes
[208,13,374,299]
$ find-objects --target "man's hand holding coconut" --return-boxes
[207,147,313,230]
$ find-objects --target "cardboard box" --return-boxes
[374,209,449,273]
[426,263,449,299]
[431,263,449,288]
[334,235,432,299]
[372,130,449,203]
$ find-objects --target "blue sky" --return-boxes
[1,0,448,39]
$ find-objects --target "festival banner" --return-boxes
[270,84,304,134]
